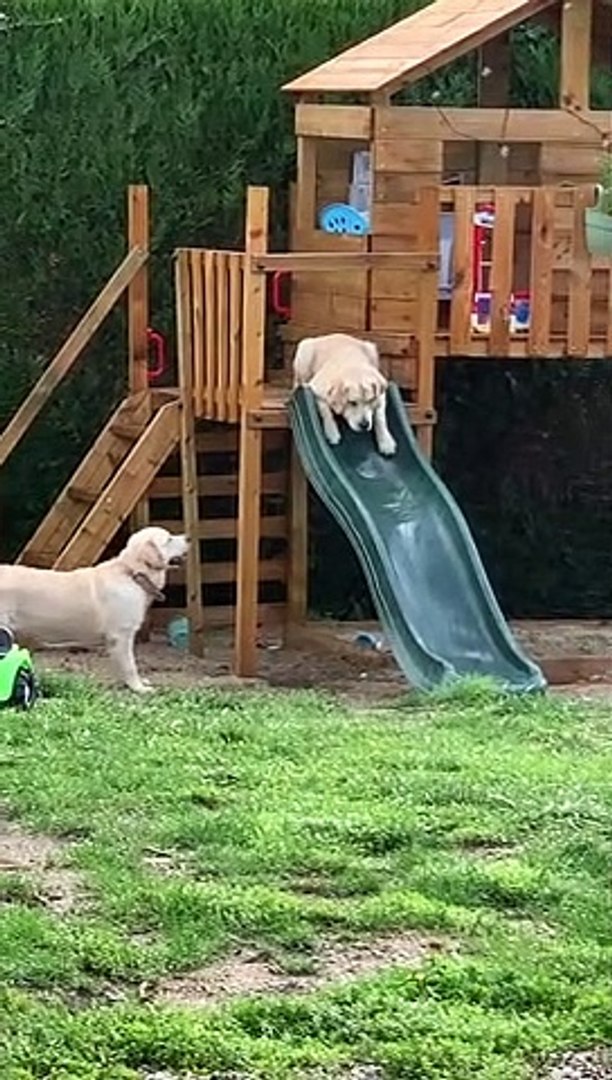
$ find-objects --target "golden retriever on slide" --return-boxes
[0,527,189,693]
[293,333,397,456]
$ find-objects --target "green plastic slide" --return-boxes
[289,384,546,693]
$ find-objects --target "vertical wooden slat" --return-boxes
[529,188,555,356]
[204,251,217,419]
[176,251,204,656]
[235,187,269,678]
[190,250,205,419]
[127,185,151,549]
[228,254,242,423]
[286,442,309,635]
[415,187,439,459]
[216,252,229,422]
[450,187,475,354]
[489,190,516,356]
[568,187,592,357]
[560,0,593,112]
[127,185,150,394]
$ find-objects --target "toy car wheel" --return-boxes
[12,669,38,710]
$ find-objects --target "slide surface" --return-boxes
[289,384,546,693]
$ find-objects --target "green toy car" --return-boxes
[0,627,38,709]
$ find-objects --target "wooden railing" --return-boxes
[176,244,439,422]
[438,184,612,358]
[175,249,246,424]
[0,243,148,469]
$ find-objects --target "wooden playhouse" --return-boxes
[1,0,611,679]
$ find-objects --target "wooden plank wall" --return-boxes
[178,249,245,424]
[437,185,611,357]
[148,425,289,631]
[291,137,370,336]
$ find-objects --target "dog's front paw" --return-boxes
[131,680,154,694]
[378,434,397,456]
[324,426,341,446]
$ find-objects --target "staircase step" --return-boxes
[16,391,153,568]
[109,422,147,441]
[66,485,97,505]
[54,400,180,570]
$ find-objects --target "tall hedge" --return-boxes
[2,0,430,554]
[3,1,612,618]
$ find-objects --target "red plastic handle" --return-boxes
[146,327,166,381]
[271,271,291,319]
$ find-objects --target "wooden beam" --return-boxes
[0,246,147,469]
[296,136,318,235]
[128,186,150,394]
[234,187,269,678]
[376,106,611,143]
[477,35,511,183]
[295,104,372,140]
[128,185,152,568]
[176,250,205,656]
[489,190,517,356]
[414,188,439,459]
[286,443,309,636]
[560,0,593,113]
[253,252,438,273]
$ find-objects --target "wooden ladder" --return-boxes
[18,396,180,570]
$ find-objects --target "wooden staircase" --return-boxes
[18,395,180,570]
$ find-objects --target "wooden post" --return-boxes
[286,443,309,638]
[176,250,204,655]
[128,185,152,539]
[234,187,269,677]
[295,137,317,237]
[560,0,592,113]
[415,188,439,459]
[477,35,510,184]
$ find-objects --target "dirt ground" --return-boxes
[34,618,612,701]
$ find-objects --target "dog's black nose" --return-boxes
[359,419,370,430]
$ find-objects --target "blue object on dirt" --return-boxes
[319,203,369,236]
[167,616,190,650]
[354,631,386,652]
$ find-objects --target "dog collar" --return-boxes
[130,570,165,603]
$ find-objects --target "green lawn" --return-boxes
[1,674,612,1079]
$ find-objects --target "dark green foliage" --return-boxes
[2,0,612,615]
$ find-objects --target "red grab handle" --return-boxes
[146,327,166,381]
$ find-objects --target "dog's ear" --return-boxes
[361,340,380,367]
[293,337,318,387]
[126,537,166,573]
[327,380,347,414]
[363,371,387,400]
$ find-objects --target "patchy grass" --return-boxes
[0,672,612,1077]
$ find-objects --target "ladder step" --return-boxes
[21,552,55,568]
[66,485,97,505]
[109,422,146,441]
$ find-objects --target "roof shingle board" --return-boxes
[283,0,556,94]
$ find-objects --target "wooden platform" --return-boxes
[245,385,436,430]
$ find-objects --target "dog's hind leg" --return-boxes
[373,395,397,456]
[107,630,153,693]
[292,338,317,388]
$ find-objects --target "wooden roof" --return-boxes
[283,0,556,96]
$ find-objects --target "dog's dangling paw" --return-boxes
[378,434,397,457]
[324,426,341,446]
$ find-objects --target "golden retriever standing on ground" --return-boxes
[0,527,189,693]
[293,333,397,456]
